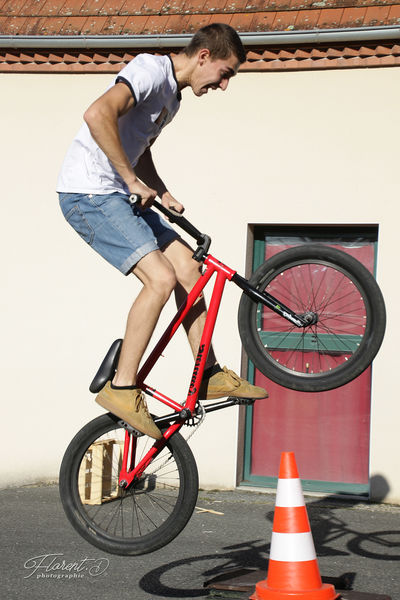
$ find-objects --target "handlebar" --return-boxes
[129,194,211,261]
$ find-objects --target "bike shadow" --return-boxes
[139,538,268,598]
[139,479,399,598]
[303,474,399,563]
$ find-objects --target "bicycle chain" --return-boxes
[129,402,206,482]
[182,401,206,440]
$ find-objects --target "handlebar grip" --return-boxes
[129,193,142,204]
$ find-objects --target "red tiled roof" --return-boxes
[1,1,400,72]
[1,0,400,36]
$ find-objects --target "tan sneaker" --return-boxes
[95,382,162,440]
[199,366,268,400]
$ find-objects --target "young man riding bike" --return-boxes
[57,24,268,440]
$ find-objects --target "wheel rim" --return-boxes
[72,423,185,545]
[254,259,370,379]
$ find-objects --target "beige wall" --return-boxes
[1,66,399,501]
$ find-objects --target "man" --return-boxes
[58,23,268,440]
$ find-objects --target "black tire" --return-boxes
[59,413,199,555]
[238,244,386,392]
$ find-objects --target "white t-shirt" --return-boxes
[57,54,181,194]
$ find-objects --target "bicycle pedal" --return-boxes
[227,396,256,406]
[117,420,144,437]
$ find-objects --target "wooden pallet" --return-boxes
[78,439,123,505]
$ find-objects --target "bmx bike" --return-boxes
[59,198,386,556]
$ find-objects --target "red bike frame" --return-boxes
[118,254,236,488]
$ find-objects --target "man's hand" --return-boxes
[129,180,157,208]
[161,191,184,215]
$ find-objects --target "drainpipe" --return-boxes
[0,26,399,48]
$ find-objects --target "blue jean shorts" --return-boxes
[59,192,179,275]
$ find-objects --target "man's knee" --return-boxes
[156,265,178,297]
[176,256,202,289]
[134,252,177,300]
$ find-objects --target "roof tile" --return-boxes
[317,7,344,28]
[36,0,66,16]
[0,0,28,15]
[80,0,107,16]
[0,15,28,33]
[252,11,276,30]
[268,0,291,11]
[364,5,390,26]
[289,0,313,8]
[60,15,93,33]
[144,14,171,33]
[229,12,254,31]
[141,1,164,13]
[20,1,48,17]
[272,9,297,30]
[120,15,150,34]
[18,16,45,34]
[57,0,87,16]
[77,50,95,61]
[294,8,321,29]
[99,0,128,15]
[388,4,400,23]
[182,0,208,12]
[119,0,147,14]
[165,13,192,32]
[340,7,367,27]
[39,14,67,32]
[100,14,128,33]
[185,13,212,30]
[208,12,232,25]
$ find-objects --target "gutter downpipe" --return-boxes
[0,26,400,49]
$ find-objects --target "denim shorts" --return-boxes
[59,192,179,275]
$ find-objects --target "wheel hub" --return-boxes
[298,311,319,326]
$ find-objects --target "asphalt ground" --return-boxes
[0,484,399,600]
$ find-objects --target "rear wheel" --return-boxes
[238,244,386,392]
[59,414,199,555]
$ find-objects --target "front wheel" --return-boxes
[238,244,386,392]
[59,414,199,555]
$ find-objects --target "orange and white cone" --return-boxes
[250,452,339,600]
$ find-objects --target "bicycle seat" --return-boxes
[89,339,123,393]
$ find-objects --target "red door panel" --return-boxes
[247,239,374,488]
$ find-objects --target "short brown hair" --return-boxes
[184,23,246,64]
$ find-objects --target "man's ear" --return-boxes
[197,48,211,65]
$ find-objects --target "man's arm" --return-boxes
[135,146,184,213]
[83,82,157,205]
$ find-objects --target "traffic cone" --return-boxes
[250,452,339,600]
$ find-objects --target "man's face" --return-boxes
[191,50,240,97]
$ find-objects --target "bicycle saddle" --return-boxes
[89,339,123,393]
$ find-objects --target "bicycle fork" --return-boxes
[232,273,318,327]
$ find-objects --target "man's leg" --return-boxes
[113,249,177,386]
[96,249,178,440]
[162,239,217,369]
[162,239,268,400]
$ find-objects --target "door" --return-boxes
[241,226,378,495]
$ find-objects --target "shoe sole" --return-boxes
[95,396,162,440]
